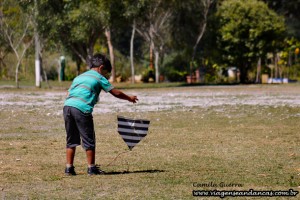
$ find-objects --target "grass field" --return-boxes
[0,83,300,199]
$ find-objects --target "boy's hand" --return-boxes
[129,96,138,103]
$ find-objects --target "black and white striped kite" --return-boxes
[117,116,150,150]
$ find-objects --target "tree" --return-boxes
[263,0,300,81]
[169,0,215,82]
[35,0,129,82]
[130,20,136,83]
[1,0,33,88]
[0,8,11,78]
[136,0,172,83]
[216,0,285,83]
[263,0,300,39]
[103,0,129,83]
[105,27,116,81]
[122,0,147,83]
[33,0,41,87]
[36,0,107,75]
[189,0,214,82]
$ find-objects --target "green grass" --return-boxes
[0,80,187,90]
[0,86,300,199]
[0,79,250,90]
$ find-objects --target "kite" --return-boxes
[117,116,150,150]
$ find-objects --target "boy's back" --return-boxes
[64,70,113,114]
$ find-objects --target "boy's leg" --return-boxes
[86,149,105,175]
[71,108,104,174]
[86,149,95,167]
[72,110,96,166]
[66,147,76,166]
[63,106,80,175]
[65,147,77,175]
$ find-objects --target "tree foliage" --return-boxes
[216,0,285,83]
[263,0,300,39]
[1,0,33,87]
[36,0,108,64]
[1,0,298,84]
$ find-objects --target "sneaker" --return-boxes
[65,166,76,176]
[87,165,105,175]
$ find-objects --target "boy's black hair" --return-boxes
[89,53,112,73]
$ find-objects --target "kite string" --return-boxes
[133,101,141,119]
[104,150,130,167]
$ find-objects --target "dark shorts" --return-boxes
[63,106,95,150]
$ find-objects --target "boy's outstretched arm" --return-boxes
[109,88,138,103]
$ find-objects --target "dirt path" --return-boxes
[0,85,300,115]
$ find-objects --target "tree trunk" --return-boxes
[0,52,7,78]
[239,63,248,84]
[274,52,278,79]
[277,54,282,80]
[15,62,20,88]
[105,28,116,82]
[76,59,81,76]
[42,57,50,88]
[34,0,41,88]
[154,49,159,83]
[130,21,136,84]
[34,32,41,87]
[255,57,261,83]
[149,43,154,70]
[190,0,212,84]
[191,20,207,80]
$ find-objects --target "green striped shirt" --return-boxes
[64,70,114,113]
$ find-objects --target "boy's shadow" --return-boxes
[104,169,165,175]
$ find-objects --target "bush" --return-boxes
[164,68,187,82]
[46,65,58,80]
[141,69,155,83]
[161,52,190,82]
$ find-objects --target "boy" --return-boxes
[63,53,138,175]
